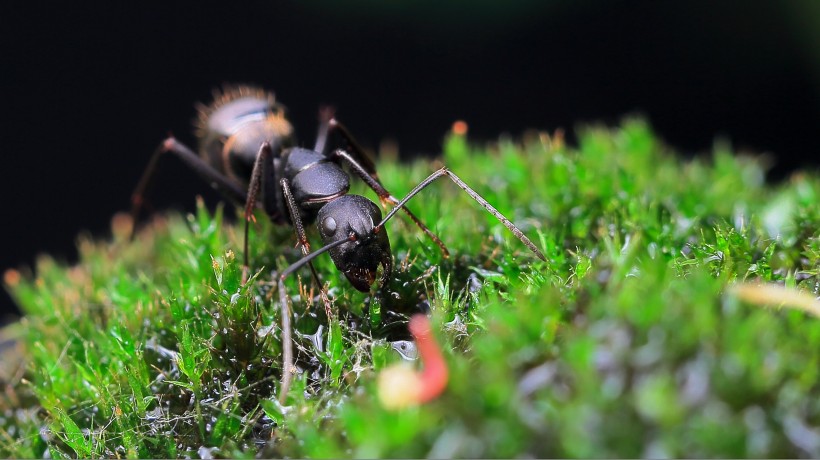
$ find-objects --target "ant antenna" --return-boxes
[276,235,353,403]
[375,167,547,262]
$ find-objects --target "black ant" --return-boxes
[131,85,546,403]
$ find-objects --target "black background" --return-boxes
[3,1,820,321]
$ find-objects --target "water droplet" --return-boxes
[390,340,418,360]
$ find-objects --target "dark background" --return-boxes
[3,1,820,322]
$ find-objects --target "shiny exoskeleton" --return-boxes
[131,85,546,404]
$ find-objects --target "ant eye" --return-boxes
[322,216,337,235]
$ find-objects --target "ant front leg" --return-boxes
[280,179,331,316]
[375,167,547,262]
[130,137,248,232]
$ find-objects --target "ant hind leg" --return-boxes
[130,136,248,238]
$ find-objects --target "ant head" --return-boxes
[317,195,392,292]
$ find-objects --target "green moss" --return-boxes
[3,120,820,457]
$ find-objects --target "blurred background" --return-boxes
[2,0,820,321]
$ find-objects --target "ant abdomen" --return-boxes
[195,86,294,184]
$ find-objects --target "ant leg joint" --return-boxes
[161,137,177,152]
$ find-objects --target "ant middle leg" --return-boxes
[240,142,318,278]
[241,142,277,283]
[326,117,379,178]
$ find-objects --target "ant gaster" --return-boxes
[131,85,546,403]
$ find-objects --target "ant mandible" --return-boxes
[130,85,546,403]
